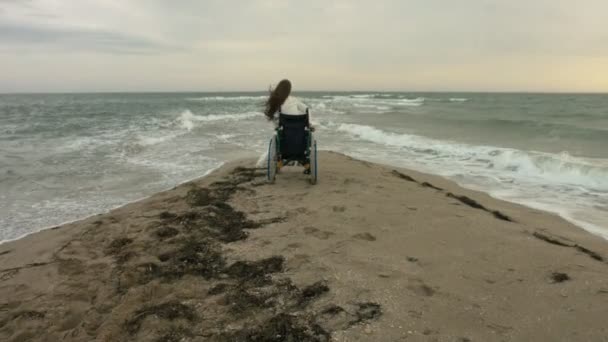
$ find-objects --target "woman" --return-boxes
[258,79,314,170]
[264,79,313,129]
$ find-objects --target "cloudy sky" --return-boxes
[1,0,607,93]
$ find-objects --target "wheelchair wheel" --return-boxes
[309,139,318,185]
[267,135,278,183]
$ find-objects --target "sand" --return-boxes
[1,151,607,341]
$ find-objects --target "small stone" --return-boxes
[364,326,372,334]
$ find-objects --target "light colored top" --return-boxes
[280,96,310,116]
[272,96,314,127]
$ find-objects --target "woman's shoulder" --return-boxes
[286,96,305,104]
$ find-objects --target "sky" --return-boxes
[0,0,607,93]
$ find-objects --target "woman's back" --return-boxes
[279,96,308,116]
[264,79,313,127]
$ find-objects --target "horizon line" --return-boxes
[1,90,607,95]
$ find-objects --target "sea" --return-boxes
[1,92,607,242]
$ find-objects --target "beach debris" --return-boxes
[220,313,331,342]
[551,272,571,283]
[391,170,417,182]
[12,310,46,320]
[353,233,376,241]
[446,193,513,222]
[12,163,382,341]
[574,245,604,262]
[353,303,382,323]
[105,237,133,255]
[421,182,443,191]
[154,226,179,239]
[208,283,230,295]
[226,256,284,281]
[124,301,196,335]
[533,231,605,262]
[392,170,513,222]
[201,202,260,242]
[157,326,194,342]
[315,302,382,333]
[299,281,330,306]
[185,187,212,206]
[159,211,177,220]
[156,240,225,280]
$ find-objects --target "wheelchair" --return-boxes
[266,112,318,184]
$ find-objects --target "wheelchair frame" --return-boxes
[266,114,317,184]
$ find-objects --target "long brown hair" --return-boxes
[264,79,291,120]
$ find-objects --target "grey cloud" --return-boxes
[0,22,179,54]
[1,0,607,92]
[0,0,55,18]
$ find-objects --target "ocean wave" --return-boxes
[352,103,391,111]
[447,117,608,141]
[136,134,179,147]
[350,94,381,98]
[322,96,425,108]
[449,98,469,102]
[177,110,260,129]
[1,124,19,135]
[121,110,262,153]
[306,102,346,115]
[396,97,425,106]
[489,150,608,189]
[178,110,196,131]
[186,96,266,102]
[337,123,608,191]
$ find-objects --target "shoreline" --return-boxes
[4,151,606,247]
[334,150,608,241]
[1,152,607,340]
[0,162,226,246]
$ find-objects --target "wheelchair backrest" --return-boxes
[278,112,310,129]
[277,112,310,161]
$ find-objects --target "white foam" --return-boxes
[59,136,103,151]
[214,133,237,141]
[177,110,261,124]
[351,94,379,98]
[337,123,608,190]
[127,110,262,152]
[336,123,608,238]
[136,134,177,147]
[0,162,225,245]
[186,96,266,102]
[327,95,424,107]
[449,98,469,102]
[199,112,261,122]
[398,97,425,104]
[178,110,196,131]
[352,103,391,111]
[308,102,346,115]
[1,124,19,135]
[489,150,608,190]
[256,151,268,168]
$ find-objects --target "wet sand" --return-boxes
[1,151,607,341]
